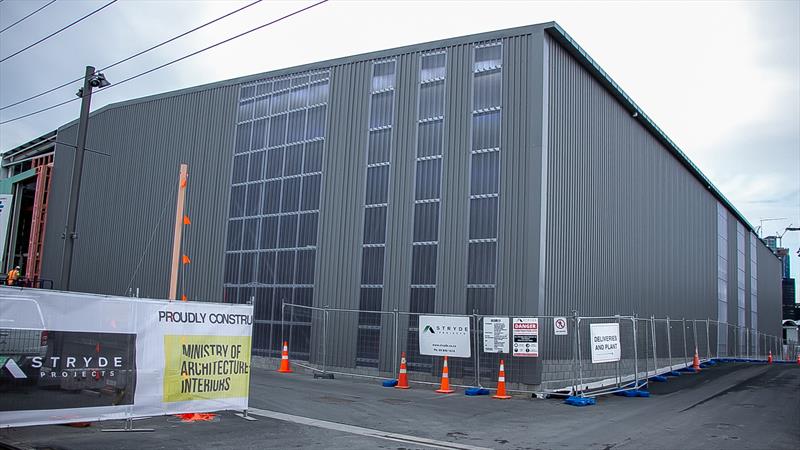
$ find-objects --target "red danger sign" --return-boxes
[512,317,539,357]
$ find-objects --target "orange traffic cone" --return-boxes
[768,351,773,364]
[277,341,293,373]
[492,359,511,399]
[796,354,799,366]
[692,347,701,371]
[435,356,455,393]
[396,352,410,389]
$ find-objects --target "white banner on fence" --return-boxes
[590,323,621,363]
[418,315,471,357]
[482,317,509,353]
[512,317,539,357]
[0,287,253,428]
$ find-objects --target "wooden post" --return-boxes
[168,164,188,300]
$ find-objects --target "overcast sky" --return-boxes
[0,0,798,296]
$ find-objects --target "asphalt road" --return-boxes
[1,362,798,450]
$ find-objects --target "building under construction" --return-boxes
[1,23,784,382]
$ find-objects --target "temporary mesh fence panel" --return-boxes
[574,317,635,393]
[327,308,396,377]
[531,315,576,393]
[668,319,689,367]
[653,319,671,371]
[709,320,720,359]
[399,312,477,387]
[473,315,576,393]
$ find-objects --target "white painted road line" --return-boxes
[247,407,491,450]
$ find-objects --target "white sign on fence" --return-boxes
[512,317,539,357]
[554,317,568,335]
[482,317,509,353]
[418,315,471,358]
[590,323,621,363]
[0,288,253,428]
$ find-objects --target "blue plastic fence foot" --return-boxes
[382,379,398,387]
[464,387,490,396]
[679,367,697,373]
[666,371,681,377]
[614,389,650,397]
[564,396,595,406]
[614,390,638,397]
[649,375,668,382]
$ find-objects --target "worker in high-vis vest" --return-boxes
[6,266,20,286]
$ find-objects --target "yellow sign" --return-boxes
[163,335,251,403]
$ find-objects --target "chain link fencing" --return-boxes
[254,303,798,397]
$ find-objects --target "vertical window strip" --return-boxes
[225,70,329,358]
[358,60,396,367]
[411,52,446,292]
[467,42,501,297]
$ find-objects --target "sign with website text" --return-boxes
[418,315,471,358]
[512,317,539,357]
[590,323,621,363]
[0,288,253,428]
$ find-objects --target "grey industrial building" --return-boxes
[3,23,783,384]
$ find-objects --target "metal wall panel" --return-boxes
[313,61,371,366]
[544,39,718,319]
[41,86,239,301]
[383,53,418,314]
[495,32,546,317]
[435,43,473,314]
[756,243,782,338]
[727,212,740,328]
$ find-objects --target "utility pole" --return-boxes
[59,66,109,291]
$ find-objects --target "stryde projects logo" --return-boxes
[2,358,27,379]
[34,355,125,379]
[425,324,469,335]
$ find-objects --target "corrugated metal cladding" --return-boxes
[544,36,720,319]
[756,243,782,337]
[41,85,239,300]
[543,33,782,335]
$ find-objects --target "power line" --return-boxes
[0,0,329,126]
[0,0,57,34]
[100,0,329,95]
[0,0,117,63]
[0,97,77,125]
[1,0,263,111]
